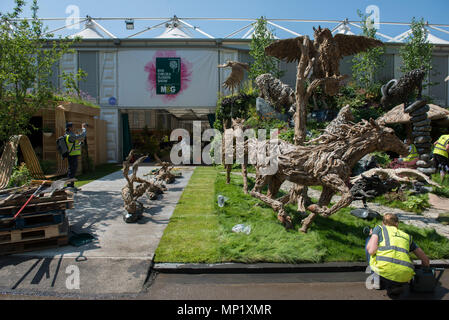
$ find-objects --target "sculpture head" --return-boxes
[368,119,408,156]
[313,26,333,43]
[231,118,245,129]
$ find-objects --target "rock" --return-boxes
[410,113,427,123]
[410,105,430,116]
[417,148,432,154]
[413,118,431,127]
[417,167,436,175]
[419,154,431,161]
[352,154,377,176]
[414,136,432,144]
[404,100,427,113]
[412,131,430,137]
[413,125,432,132]
[415,142,432,149]
[416,160,432,168]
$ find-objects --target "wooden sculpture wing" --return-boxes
[334,34,383,57]
[264,36,315,63]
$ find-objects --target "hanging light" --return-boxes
[125,19,134,30]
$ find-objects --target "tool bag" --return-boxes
[410,267,445,292]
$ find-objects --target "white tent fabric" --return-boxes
[333,24,355,35]
[69,21,105,39]
[389,28,449,44]
[156,26,192,38]
[426,33,449,44]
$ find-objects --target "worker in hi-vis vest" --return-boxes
[398,138,418,163]
[65,122,87,190]
[433,134,449,181]
[365,213,429,296]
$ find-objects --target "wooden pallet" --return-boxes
[0,210,66,231]
[0,235,68,256]
[0,217,68,245]
[0,199,73,216]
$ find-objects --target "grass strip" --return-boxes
[155,167,449,263]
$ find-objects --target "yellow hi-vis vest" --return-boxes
[369,225,415,283]
[403,144,419,162]
[66,135,81,156]
[434,135,449,159]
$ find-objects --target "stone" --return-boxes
[404,100,427,113]
[419,154,431,162]
[416,160,432,168]
[414,136,432,144]
[412,125,432,132]
[413,118,431,127]
[417,167,436,175]
[410,113,427,123]
[417,149,432,155]
[410,105,430,117]
[412,131,430,137]
[415,142,432,149]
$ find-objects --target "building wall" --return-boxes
[54,41,449,162]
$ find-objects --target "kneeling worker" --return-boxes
[366,213,430,295]
[65,122,87,190]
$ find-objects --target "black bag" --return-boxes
[56,135,70,158]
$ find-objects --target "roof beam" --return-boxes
[267,21,302,37]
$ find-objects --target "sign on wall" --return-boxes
[156,57,181,95]
[117,49,218,107]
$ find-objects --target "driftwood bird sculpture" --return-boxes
[218,60,250,93]
[265,26,383,95]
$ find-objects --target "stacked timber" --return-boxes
[404,100,435,175]
[0,184,73,255]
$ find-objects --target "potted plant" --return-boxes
[42,126,54,137]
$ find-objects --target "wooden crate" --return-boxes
[0,217,68,245]
[0,217,69,255]
[0,210,66,231]
[0,235,68,256]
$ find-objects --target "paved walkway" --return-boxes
[0,166,195,297]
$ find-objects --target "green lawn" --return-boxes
[74,163,121,187]
[154,166,449,264]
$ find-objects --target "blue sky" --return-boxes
[1,0,448,40]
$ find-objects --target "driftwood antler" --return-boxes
[351,168,441,187]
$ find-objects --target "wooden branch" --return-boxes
[351,168,441,187]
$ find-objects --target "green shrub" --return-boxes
[403,194,430,213]
[8,163,32,188]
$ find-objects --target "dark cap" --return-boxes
[66,122,73,129]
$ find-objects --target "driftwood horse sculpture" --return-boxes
[222,118,249,193]
[249,119,408,233]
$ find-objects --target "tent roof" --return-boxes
[333,24,355,35]
[426,33,449,44]
[69,22,105,39]
[156,26,192,38]
[377,103,449,125]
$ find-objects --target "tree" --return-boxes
[248,17,283,80]
[352,10,385,90]
[399,17,434,86]
[0,0,76,144]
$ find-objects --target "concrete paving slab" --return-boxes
[0,166,195,296]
